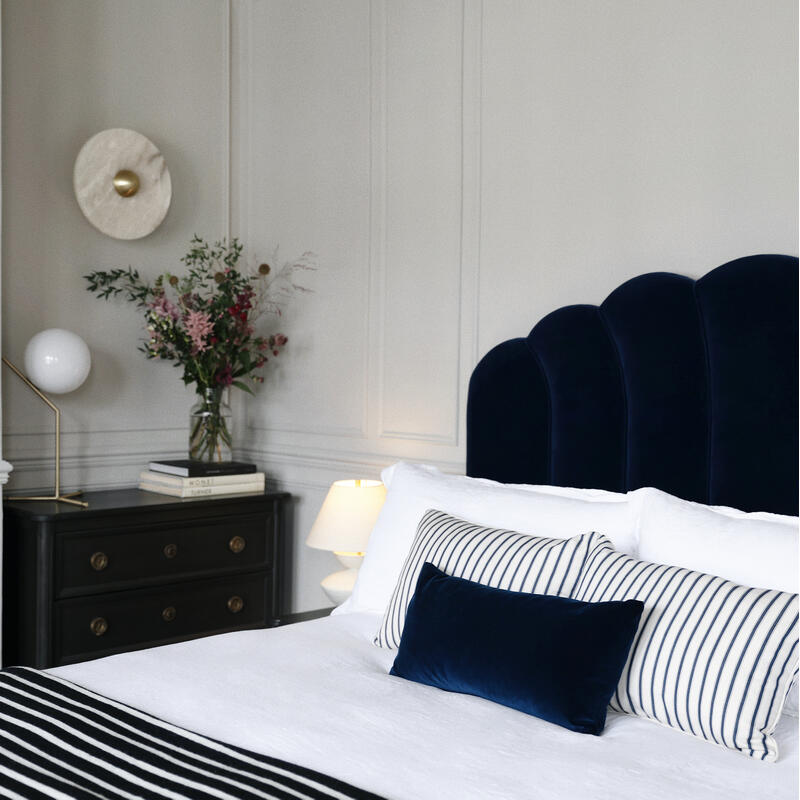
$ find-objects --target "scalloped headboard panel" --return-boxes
[466,255,799,515]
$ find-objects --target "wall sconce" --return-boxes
[306,479,386,604]
[3,329,92,507]
[73,128,171,240]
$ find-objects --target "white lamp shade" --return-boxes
[24,329,91,394]
[306,479,386,554]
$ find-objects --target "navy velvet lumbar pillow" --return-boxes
[390,562,644,735]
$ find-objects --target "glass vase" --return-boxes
[189,386,233,462]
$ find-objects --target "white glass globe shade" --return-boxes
[24,329,91,395]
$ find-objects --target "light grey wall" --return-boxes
[3,0,797,612]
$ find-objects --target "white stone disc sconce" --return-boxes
[74,128,171,239]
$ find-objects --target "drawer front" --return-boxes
[54,572,269,664]
[55,513,272,596]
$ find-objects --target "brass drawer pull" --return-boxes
[163,543,178,559]
[162,606,177,622]
[89,552,108,571]
[227,595,244,614]
[89,617,108,637]
[228,536,246,554]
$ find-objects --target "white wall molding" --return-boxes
[366,0,387,444]
[376,0,464,447]
[371,0,389,445]
[247,420,368,438]
[222,0,232,240]
[229,0,251,246]
[457,0,483,449]
[235,0,372,443]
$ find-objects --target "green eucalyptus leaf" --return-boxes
[232,380,254,395]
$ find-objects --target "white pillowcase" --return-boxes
[632,487,798,595]
[572,538,799,761]
[785,678,798,717]
[380,462,629,502]
[341,462,638,616]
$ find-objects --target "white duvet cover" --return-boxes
[51,613,798,800]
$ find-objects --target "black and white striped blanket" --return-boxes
[0,667,386,800]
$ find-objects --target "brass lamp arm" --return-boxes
[2,357,60,414]
[2,356,87,508]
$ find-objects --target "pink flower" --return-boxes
[274,333,288,347]
[184,310,214,353]
[149,296,180,321]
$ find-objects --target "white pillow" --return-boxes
[785,679,798,717]
[341,461,638,616]
[380,462,628,502]
[632,487,798,595]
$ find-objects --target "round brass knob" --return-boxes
[89,552,108,572]
[228,536,246,554]
[89,617,108,637]
[227,595,244,614]
[162,606,176,622]
[163,543,178,559]
[112,169,140,197]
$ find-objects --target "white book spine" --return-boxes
[139,470,265,489]
[139,481,265,498]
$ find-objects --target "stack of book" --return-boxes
[139,460,265,498]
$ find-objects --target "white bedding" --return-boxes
[51,613,799,800]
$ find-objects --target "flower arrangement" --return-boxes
[85,235,314,460]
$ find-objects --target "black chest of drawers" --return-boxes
[2,488,290,668]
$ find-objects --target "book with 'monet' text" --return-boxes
[139,470,265,489]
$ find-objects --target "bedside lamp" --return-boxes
[3,328,92,507]
[306,479,386,604]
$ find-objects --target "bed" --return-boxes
[4,254,799,800]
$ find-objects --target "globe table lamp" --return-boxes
[306,479,386,604]
[3,329,92,507]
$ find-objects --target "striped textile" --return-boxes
[375,509,605,649]
[572,540,799,761]
[0,666,385,800]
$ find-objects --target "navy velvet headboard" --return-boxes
[466,254,799,516]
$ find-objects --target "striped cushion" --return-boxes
[572,541,799,761]
[374,509,605,649]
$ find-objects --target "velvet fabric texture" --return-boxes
[389,563,644,735]
[466,254,799,515]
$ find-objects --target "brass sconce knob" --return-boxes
[227,595,244,614]
[90,552,108,571]
[89,617,108,637]
[162,606,177,622]
[112,169,140,197]
[228,536,246,554]
[163,543,178,559]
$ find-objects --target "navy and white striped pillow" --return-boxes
[572,540,799,761]
[374,509,605,649]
